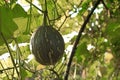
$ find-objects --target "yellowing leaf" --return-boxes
[104,52,113,63]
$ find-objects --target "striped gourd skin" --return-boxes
[31,26,65,65]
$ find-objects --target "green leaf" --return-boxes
[15,34,30,43]
[39,0,60,22]
[13,17,28,37]
[106,20,120,35]
[0,6,18,45]
[47,0,59,20]
[78,0,91,16]
[0,45,8,55]
[75,42,89,63]
[12,4,27,18]
[29,7,43,27]
[0,4,31,45]
[12,4,29,37]
[110,0,114,2]
[20,67,32,80]
[106,18,120,44]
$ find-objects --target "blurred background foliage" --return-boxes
[0,0,120,80]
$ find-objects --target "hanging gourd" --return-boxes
[30,0,65,65]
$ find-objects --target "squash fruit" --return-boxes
[31,25,65,65]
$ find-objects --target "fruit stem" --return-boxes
[43,0,48,26]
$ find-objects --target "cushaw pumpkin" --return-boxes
[31,25,65,65]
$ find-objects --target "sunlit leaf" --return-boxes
[0,6,18,45]
[13,17,28,37]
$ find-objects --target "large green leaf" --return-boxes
[0,6,18,45]
[0,4,29,51]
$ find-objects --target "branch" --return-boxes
[0,61,10,79]
[101,0,111,17]
[0,32,19,77]
[101,0,108,10]
[57,3,68,31]
[49,68,59,78]
[64,0,101,80]
[0,65,19,73]
[25,0,44,13]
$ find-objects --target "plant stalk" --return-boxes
[0,32,20,78]
[64,0,101,80]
